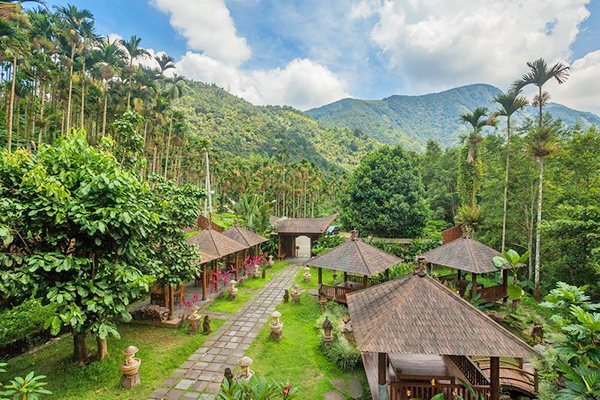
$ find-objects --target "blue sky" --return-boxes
[41,0,600,113]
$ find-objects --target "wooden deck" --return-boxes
[319,281,366,304]
[474,358,538,395]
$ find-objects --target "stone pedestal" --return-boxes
[188,312,201,334]
[320,296,328,312]
[268,255,275,268]
[120,372,141,389]
[228,280,238,300]
[269,311,283,342]
[292,285,301,304]
[303,267,311,283]
[235,357,254,383]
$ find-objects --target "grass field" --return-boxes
[3,321,223,399]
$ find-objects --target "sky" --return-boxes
[40,0,600,113]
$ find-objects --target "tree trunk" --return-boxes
[37,81,46,148]
[534,157,544,300]
[80,62,86,129]
[538,86,543,128]
[6,55,17,153]
[73,331,87,364]
[96,336,108,361]
[127,61,133,110]
[163,116,173,178]
[102,85,108,137]
[66,44,75,132]
[501,116,511,253]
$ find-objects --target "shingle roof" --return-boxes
[305,238,402,276]
[347,272,539,359]
[274,214,337,234]
[196,250,218,265]
[187,227,248,257]
[222,225,269,247]
[419,237,507,274]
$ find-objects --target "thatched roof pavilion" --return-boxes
[420,236,507,274]
[306,232,402,303]
[223,224,269,248]
[188,226,248,257]
[347,269,539,400]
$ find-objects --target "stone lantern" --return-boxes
[235,356,254,382]
[303,267,311,282]
[322,317,333,347]
[269,311,283,341]
[187,308,201,334]
[253,263,261,278]
[332,271,338,282]
[268,255,275,268]
[319,295,328,312]
[291,284,301,304]
[120,345,141,389]
[228,279,238,300]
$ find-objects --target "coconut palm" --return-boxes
[120,35,149,109]
[460,107,497,164]
[55,4,93,131]
[493,90,529,252]
[512,58,570,128]
[527,125,559,299]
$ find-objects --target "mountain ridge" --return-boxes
[306,83,600,151]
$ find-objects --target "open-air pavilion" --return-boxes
[347,268,540,400]
[222,223,270,258]
[187,226,249,300]
[306,231,402,303]
[273,214,337,259]
[419,226,511,302]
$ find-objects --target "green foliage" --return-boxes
[322,337,362,372]
[0,298,57,347]
[0,370,52,400]
[228,194,273,234]
[457,144,483,206]
[217,375,299,400]
[312,234,345,255]
[341,145,430,238]
[493,249,529,300]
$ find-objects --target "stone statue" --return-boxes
[203,315,212,335]
[283,289,289,303]
[224,368,234,385]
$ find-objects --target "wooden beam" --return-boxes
[377,352,387,385]
[343,271,348,282]
[363,275,368,287]
[318,267,323,285]
[385,269,390,281]
[202,263,207,301]
[471,272,477,299]
[502,269,509,303]
[490,356,500,400]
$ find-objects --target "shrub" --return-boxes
[312,234,345,255]
[0,298,57,347]
[323,336,362,371]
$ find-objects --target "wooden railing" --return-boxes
[475,284,507,302]
[449,355,490,387]
[346,274,382,286]
[475,359,538,394]
[319,284,354,303]
[195,215,225,232]
[390,381,490,400]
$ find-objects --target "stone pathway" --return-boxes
[148,264,301,400]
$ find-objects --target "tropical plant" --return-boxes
[228,194,273,234]
[528,125,560,299]
[493,249,529,303]
[512,58,570,128]
[493,90,529,252]
[0,367,52,400]
[120,35,149,109]
[217,375,299,400]
[454,203,484,235]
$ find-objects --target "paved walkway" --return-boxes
[148,264,302,400]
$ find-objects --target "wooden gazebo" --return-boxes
[187,227,249,300]
[419,228,511,302]
[222,224,269,257]
[347,268,540,400]
[306,231,402,303]
[273,214,337,259]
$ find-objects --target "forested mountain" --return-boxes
[306,84,600,150]
[173,81,378,171]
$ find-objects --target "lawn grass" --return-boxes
[205,261,289,314]
[244,293,370,400]
[295,266,337,290]
[3,321,223,400]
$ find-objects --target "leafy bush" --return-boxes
[0,299,57,347]
[217,374,298,399]
[312,234,345,255]
[322,336,362,372]
[0,363,52,399]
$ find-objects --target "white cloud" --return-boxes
[174,52,350,110]
[368,0,591,93]
[552,50,600,115]
[150,0,251,66]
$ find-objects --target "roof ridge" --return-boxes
[426,276,540,358]
[208,229,220,255]
[237,225,251,246]
[357,276,418,351]
[355,239,372,275]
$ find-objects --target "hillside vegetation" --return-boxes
[306,83,600,150]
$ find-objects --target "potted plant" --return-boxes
[493,249,529,312]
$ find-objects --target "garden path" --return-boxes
[148,264,302,400]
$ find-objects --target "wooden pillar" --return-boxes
[234,252,240,280]
[385,269,390,281]
[490,356,500,400]
[278,235,281,259]
[471,272,477,298]
[168,285,175,318]
[457,269,461,282]
[343,272,348,283]
[377,352,388,398]
[363,275,368,288]
[318,267,323,285]
[309,236,313,257]
[202,263,207,301]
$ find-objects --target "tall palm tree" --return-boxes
[527,125,558,299]
[460,107,497,164]
[77,20,98,129]
[55,4,93,132]
[493,90,529,252]
[155,53,175,75]
[512,58,570,128]
[120,35,149,109]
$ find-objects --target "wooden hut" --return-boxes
[187,227,249,299]
[306,231,402,303]
[347,269,540,400]
[222,224,269,257]
[419,228,511,302]
[273,214,337,259]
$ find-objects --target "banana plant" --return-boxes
[493,249,530,302]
